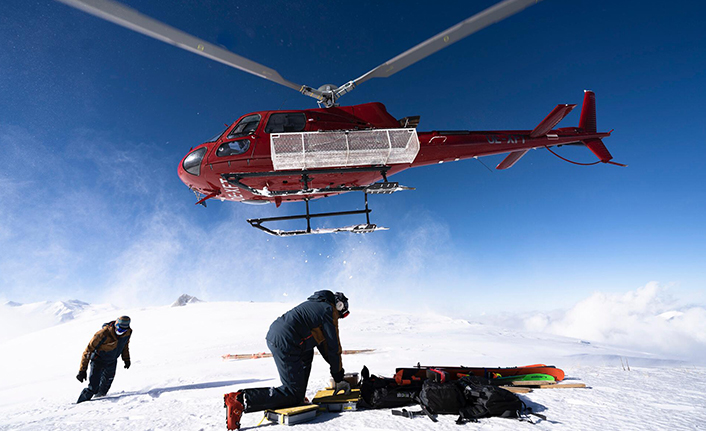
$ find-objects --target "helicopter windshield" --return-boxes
[227,114,261,139]
[206,126,228,143]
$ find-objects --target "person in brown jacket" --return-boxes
[76,316,132,403]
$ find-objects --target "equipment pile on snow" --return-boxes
[358,363,585,424]
[230,362,586,428]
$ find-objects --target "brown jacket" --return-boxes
[79,321,132,371]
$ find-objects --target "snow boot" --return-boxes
[76,388,94,404]
[224,392,244,430]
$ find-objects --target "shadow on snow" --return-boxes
[100,378,271,400]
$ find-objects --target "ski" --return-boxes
[222,349,375,361]
[499,386,533,394]
[395,364,565,383]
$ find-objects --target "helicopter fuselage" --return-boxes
[177,101,611,206]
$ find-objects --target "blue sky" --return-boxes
[1,0,704,315]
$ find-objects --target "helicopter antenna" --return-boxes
[474,157,494,173]
[56,0,543,107]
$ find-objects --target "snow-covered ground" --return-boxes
[0,299,704,430]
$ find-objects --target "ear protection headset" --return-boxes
[334,292,349,318]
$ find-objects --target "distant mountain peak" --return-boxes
[171,294,204,307]
[50,300,91,323]
[3,299,93,325]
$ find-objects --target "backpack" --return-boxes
[417,380,465,415]
[410,375,543,424]
[359,366,423,409]
[456,375,524,422]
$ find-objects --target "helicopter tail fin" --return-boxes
[582,138,626,166]
[579,90,597,133]
[579,91,626,166]
[529,104,576,138]
[496,149,529,170]
[584,138,613,163]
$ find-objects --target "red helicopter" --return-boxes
[58,0,623,236]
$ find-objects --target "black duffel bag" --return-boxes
[359,366,423,409]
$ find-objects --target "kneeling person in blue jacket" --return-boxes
[224,290,350,430]
[75,316,132,403]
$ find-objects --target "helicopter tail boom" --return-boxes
[496,102,576,170]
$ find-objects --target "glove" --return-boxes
[124,360,131,369]
[76,370,87,382]
[333,380,351,396]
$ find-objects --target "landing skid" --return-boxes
[247,193,389,237]
[224,166,413,236]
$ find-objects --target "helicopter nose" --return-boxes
[181,147,207,176]
[178,146,210,192]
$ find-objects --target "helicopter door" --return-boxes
[214,114,262,160]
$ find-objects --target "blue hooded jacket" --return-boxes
[266,290,344,381]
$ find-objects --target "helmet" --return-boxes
[115,316,130,335]
[334,292,349,319]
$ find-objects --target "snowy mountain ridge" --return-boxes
[2,298,91,320]
[0,299,117,343]
[3,284,705,362]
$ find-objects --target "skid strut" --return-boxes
[247,193,382,237]
[227,166,413,236]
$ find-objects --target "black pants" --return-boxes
[242,340,314,412]
[77,357,117,403]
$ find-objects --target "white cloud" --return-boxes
[492,282,706,362]
[0,124,175,301]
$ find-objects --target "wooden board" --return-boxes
[512,380,558,386]
[499,386,533,394]
[536,383,586,389]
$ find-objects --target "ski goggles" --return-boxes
[115,324,128,335]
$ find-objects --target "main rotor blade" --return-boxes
[56,0,307,94]
[350,0,543,87]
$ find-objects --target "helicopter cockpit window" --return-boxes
[216,139,250,157]
[265,112,307,134]
[226,114,261,139]
[206,126,228,143]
